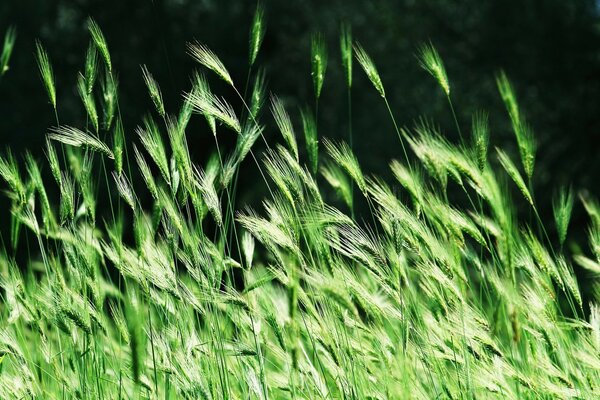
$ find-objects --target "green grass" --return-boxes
[1,12,600,400]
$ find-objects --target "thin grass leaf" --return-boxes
[187,42,233,86]
[354,42,385,97]
[48,126,113,158]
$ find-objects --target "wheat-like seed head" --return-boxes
[137,117,171,185]
[77,73,99,132]
[301,108,318,175]
[186,87,241,133]
[417,41,450,96]
[249,4,266,67]
[553,186,574,246]
[187,42,233,87]
[141,65,166,118]
[48,125,113,159]
[88,18,111,72]
[340,23,353,89]
[35,40,56,109]
[270,95,298,161]
[353,42,385,97]
[311,33,328,100]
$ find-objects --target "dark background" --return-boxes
[0,0,599,250]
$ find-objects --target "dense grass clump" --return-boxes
[1,11,600,400]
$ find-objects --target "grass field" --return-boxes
[1,9,600,399]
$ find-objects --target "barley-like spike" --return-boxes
[187,42,233,86]
[340,23,352,89]
[301,107,318,175]
[354,42,385,97]
[88,18,112,72]
[249,4,266,67]
[141,64,165,118]
[311,32,328,100]
[35,40,56,109]
[48,125,113,158]
[553,186,574,246]
[417,41,450,96]
[496,148,533,206]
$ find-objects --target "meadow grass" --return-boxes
[1,11,600,400]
